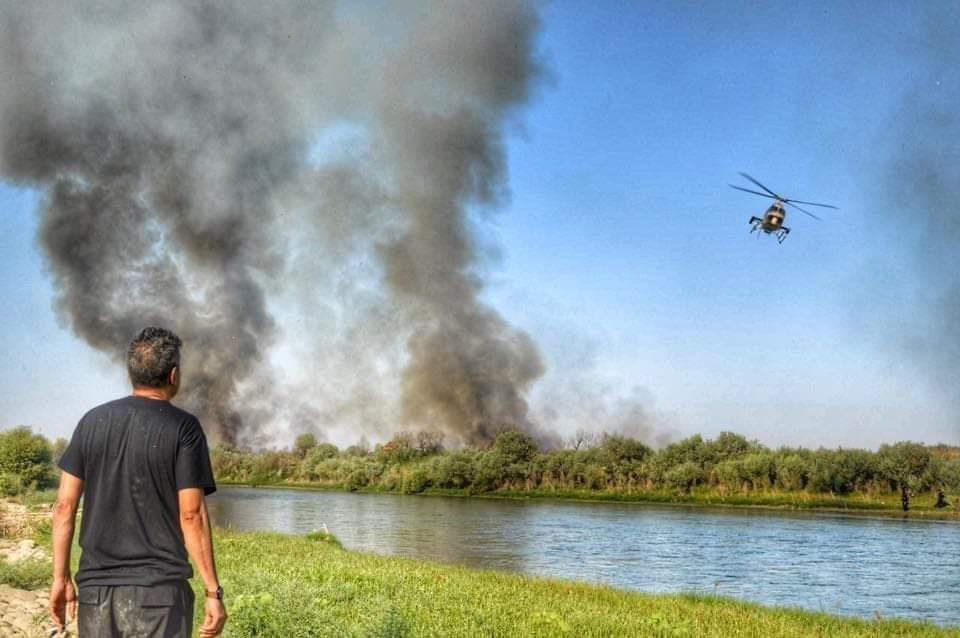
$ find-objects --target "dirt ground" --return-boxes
[0,500,74,637]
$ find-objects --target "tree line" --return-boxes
[211,429,960,512]
[2,425,958,512]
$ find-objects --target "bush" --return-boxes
[664,461,701,495]
[428,451,475,489]
[347,468,370,491]
[471,452,513,493]
[774,454,810,490]
[713,459,745,492]
[740,452,775,490]
[0,426,54,490]
[0,473,26,497]
[401,466,430,494]
[301,443,340,477]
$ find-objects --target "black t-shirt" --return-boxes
[58,396,216,587]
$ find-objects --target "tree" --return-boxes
[656,435,707,467]
[345,436,371,457]
[51,437,69,466]
[378,432,419,463]
[567,429,598,451]
[600,434,652,464]
[0,426,54,490]
[706,432,755,464]
[302,443,340,477]
[878,442,931,511]
[416,430,445,455]
[492,431,538,464]
[293,432,318,458]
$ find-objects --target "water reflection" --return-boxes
[207,487,960,626]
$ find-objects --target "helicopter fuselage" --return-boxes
[757,201,786,232]
[748,201,790,243]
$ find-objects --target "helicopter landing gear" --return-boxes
[747,217,790,243]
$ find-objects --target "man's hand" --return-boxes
[48,576,77,633]
[199,597,227,637]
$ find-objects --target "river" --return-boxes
[208,486,960,626]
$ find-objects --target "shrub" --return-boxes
[713,459,745,492]
[740,452,775,490]
[774,454,810,490]
[0,473,25,497]
[471,452,513,492]
[664,461,701,495]
[401,466,430,494]
[428,450,475,489]
[302,443,340,474]
[347,468,369,491]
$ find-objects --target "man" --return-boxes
[50,327,228,637]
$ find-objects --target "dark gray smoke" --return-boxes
[0,1,545,445]
[861,6,960,423]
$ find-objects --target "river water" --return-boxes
[208,486,960,626]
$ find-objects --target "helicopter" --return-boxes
[729,172,837,243]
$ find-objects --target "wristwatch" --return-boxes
[205,585,224,600]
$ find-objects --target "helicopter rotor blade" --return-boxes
[783,197,838,209]
[786,201,822,221]
[729,184,776,199]
[738,172,781,199]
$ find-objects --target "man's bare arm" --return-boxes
[49,471,83,632]
[178,488,218,588]
[179,488,226,637]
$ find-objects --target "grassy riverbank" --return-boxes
[207,529,956,637]
[217,480,960,520]
[1,497,956,638]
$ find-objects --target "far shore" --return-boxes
[215,480,960,521]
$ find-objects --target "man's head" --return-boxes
[127,327,183,398]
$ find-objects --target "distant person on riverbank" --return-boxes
[50,327,228,637]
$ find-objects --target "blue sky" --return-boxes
[1,1,955,447]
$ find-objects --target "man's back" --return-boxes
[59,396,216,587]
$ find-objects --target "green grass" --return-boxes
[15,489,58,508]
[196,529,958,637]
[0,557,49,590]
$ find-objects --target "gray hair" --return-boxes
[127,327,182,388]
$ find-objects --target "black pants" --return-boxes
[77,581,194,638]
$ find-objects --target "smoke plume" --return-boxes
[862,6,960,421]
[0,1,545,445]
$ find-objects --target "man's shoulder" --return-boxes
[79,397,130,423]
[83,397,199,425]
